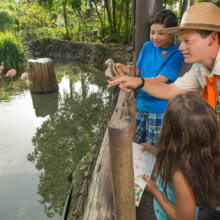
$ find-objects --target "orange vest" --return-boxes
[216,88,220,121]
[202,74,220,120]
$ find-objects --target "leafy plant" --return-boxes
[0,11,16,32]
[21,26,65,42]
[0,32,26,75]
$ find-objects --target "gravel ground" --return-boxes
[136,192,155,220]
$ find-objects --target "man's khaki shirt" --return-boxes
[174,48,220,95]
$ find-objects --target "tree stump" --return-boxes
[28,58,58,93]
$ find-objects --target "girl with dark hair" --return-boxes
[142,92,220,220]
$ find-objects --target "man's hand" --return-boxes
[107,76,142,92]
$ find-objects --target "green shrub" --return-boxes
[0,32,26,75]
[21,26,65,42]
[0,11,16,32]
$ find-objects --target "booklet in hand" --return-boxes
[132,142,156,206]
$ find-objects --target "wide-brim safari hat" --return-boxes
[164,2,220,34]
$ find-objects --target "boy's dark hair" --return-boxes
[150,10,178,28]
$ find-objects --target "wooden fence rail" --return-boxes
[83,90,136,220]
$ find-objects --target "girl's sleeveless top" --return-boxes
[154,177,199,220]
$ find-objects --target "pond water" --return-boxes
[0,60,113,220]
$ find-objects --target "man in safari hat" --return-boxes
[108,2,220,217]
[108,2,220,115]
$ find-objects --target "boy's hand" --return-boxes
[114,63,125,76]
[115,63,131,76]
[115,63,124,69]
[115,63,126,72]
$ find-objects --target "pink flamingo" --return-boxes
[21,72,28,80]
[0,62,4,78]
[6,69,16,81]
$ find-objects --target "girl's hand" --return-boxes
[142,174,156,194]
[140,143,157,155]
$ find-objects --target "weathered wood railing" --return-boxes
[83,90,136,220]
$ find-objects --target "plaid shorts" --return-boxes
[135,109,164,146]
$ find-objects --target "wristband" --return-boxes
[137,78,145,89]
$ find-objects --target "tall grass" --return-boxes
[0,32,26,75]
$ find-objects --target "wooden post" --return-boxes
[28,58,58,93]
[128,97,136,141]
[108,118,136,220]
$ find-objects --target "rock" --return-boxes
[29,39,114,69]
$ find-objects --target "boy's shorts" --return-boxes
[135,109,163,146]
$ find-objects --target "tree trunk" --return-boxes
[94,2,104,40]
[77,9,88,41]
[28,58,58,93]
[132,0,136,75]
[62,2,70,39]
[104,0,113,35]
[124,0,130,43]
[112,0,117,39]
[117,0,125,38]
[135,0,162,58]
[180,0,188,20]
[190,0,194,6]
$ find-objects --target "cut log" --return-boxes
[28,58,58,93]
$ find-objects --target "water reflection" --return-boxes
[0,60,113,220]
[31,92,59,117]
[28,61,112,218]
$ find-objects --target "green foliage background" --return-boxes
[0,0,219,44]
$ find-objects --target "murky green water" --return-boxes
[0,60,113,220]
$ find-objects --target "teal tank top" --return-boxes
[154,177,199,220]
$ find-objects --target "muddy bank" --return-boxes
[29,39,190,75]
[29,39,129,69]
